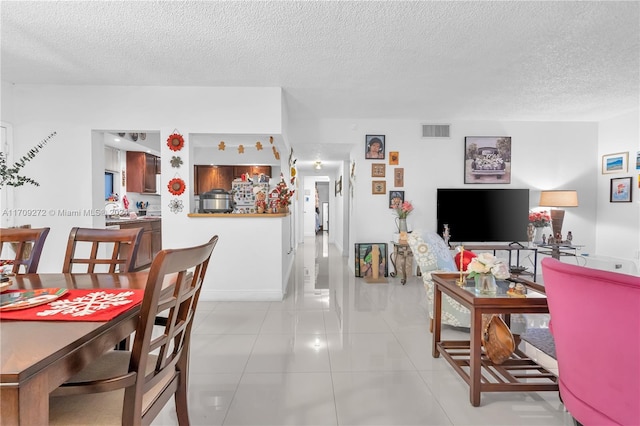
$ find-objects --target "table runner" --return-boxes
[0,289,144,321]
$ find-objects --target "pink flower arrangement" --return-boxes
[528,210,551,228]
[393,201,414,219]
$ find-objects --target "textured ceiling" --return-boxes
[2,1,639,169]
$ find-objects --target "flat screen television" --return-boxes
[437,188,530,243]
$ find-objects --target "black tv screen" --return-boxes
[437,188,530,243]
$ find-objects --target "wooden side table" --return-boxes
[389,242,413,284]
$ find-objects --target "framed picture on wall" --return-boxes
[602,152,628,174]
[354,243,388,277]
[464,136,512,184]
[394,168,404,187]
[372,180,386,194]
[389,151,399,165]
[389,190,404,209]
[371,163,385,177]
[610,177,632,202]
[365,135,385,159]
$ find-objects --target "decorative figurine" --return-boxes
[542,234,547,245]
[442,224,451,247]
[566,231,573,244]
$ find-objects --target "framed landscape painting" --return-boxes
[602,152,628,174]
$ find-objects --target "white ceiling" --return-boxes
[2,1,638,171]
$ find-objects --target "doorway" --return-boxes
[322,202,329,232]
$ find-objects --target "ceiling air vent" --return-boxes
[422,124,450,138]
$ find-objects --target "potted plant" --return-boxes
[0,132,56,188]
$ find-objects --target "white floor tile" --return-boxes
[332,371,452,425]
[245,333,331,373]
[153,234,569,425]
[223,373,337,425]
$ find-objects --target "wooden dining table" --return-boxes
[0,272,149,426]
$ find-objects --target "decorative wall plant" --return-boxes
[0,132,56,188]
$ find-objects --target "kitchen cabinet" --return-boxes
[194,165,234,194]
[118,219,162,271]
[104,146,120,172]
[194,165,271,194]
[126,151,160,193]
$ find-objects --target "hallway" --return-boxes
[153,234,571,425]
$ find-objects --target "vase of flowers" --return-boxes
[528,210,551,244]
[467,253,510,295]
[393,201,413,233]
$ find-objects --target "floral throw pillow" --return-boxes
[423,231,457,272]
[407,233,438,273]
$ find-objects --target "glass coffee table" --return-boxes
[431,272,558,406]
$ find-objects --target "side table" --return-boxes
[389,242,413,284]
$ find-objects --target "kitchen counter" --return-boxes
[187,213,288,218]
[105,217,161,226]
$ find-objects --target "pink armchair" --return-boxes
[541,258,640,426]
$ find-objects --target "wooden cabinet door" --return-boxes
[136,230,153,270]
[126,152,145,193]
[194,165,216,195]
[216,166,234,191]
[154,155,161,174]
[144,153,156,193]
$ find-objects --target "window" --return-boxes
[105,172,114,200]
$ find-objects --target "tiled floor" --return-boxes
[153,233,573,425]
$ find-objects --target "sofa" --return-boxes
[542,257,640,426]
[407,231,470,330]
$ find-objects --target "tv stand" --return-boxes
[463,244,538,280]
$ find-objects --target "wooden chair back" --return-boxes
[62,227,143,273]
[0,227,50,274]
[52,235,219,425]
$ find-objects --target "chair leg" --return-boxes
[175,354,191,426]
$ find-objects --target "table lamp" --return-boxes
[539,190,578,240]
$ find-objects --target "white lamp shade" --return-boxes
[539,190,578,207]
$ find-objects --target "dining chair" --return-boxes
[62,227,143,273]
[49,235,219,426]
[0,227,50,274]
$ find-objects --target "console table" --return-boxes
[536,243,583,260]
[463,244,538,280]
[431,272,558,406]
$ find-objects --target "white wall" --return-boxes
[1,84,284,275]
[3,82,637,278]
[596,110,640,263]
[288,117,635,272]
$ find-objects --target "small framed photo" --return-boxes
[610,177,632,202]
[602,152,628,174]
[372,180,386,194]
[371,163,385,177]
[365,135,385,159]
[464,136,511,184]
[389,190,404,209]
[394,168,404,187]
[389,151,399,165]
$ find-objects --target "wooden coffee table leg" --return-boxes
[432,285,442,358]
[470,308,483,406]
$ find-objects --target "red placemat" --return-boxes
[0,289,144,322]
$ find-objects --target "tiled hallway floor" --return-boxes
[153,233,573,425]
